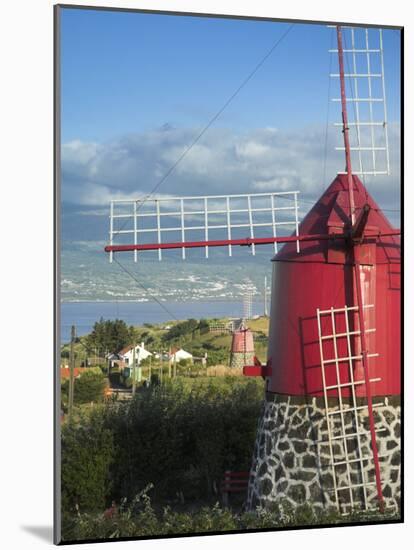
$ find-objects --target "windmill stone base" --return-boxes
[247,393,401,513]
[230,351,255,369]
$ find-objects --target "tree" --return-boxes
[85,318,131,354]
[162,319,199,343]
[198,318,210,334]
[73,370,107,404]
[61,369,107,406]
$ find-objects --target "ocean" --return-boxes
[60,299,264,343]
[60,240,272,342]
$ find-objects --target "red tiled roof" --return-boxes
[60,367,87,379]
[118,344,133,356]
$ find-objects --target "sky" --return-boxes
[60,7,402,249]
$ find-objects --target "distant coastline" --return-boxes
[61,299,265,343]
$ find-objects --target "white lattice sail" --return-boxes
[108,191,300,262]
[329,26,390,177]
[316,303,391,513]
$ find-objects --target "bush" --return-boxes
[123,376,133,389]
[61,495,400,542]
[61,369,107,407]
[61,379,69,411]
[150,373,160,386]
[139,357,152,368]
[206,349,228,366]
[73,370,107,404]
[97,364,109,375]
[105,379,263,505]
[61,412,115,514]
[61,378,264,523]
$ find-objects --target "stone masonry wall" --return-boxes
[247,393,401,514]
[230,351,255,369]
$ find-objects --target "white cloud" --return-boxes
[61,123,401,224]
[236,140,272,159]
[253,176,292,191]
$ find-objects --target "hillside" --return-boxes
[60,315,270,367]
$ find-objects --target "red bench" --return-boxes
[221,470,249,506]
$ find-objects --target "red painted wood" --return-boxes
[266,175,401,398]
[354,256,385,510]
[223,471,250,477]
[221,470,249,494]
[274,175,400,264]
[337,25,356,224]
[243,365,272,377]
[105,228,399,254]
[231,329,254,353]
[105,233,342,253]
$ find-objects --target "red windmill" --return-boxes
[229,323,255,369]
[105,25,401,514]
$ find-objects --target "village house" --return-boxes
[106,352,121,369]
[168,347,193,364]
[118,342,153,367]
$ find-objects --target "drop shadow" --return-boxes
[21,525,53,543]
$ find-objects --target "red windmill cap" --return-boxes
[231,329,254,353]
[273,174,400,265]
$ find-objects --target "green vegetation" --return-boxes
[162,318,200,341]
[62,490,400,542]
[85,318,133,354]
[61,378,264,517]
[62,411,115,513]
[111,379,263,505]
[61,368,107,409]
[60,315,400,542]
[61,315,270,369]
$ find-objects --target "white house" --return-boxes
[118,342,153,366]
[169,347,193,364]
[106,352,121,368]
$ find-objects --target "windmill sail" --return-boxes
[107,190,300,262]
[314,25,394,513]
[316,303,390,513]
[329,26,390,177]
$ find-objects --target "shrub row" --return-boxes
[61,378,263,514]
[62,492,400,542]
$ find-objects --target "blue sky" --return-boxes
[61,9,400,141]
[61,13,324,141]
[60,6,401,243]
